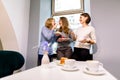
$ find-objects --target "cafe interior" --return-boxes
[0,0,119,80]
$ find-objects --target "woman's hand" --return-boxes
[57,38,63,42]
[80,39,95,44]
[80,39,87,43]
[52,23,57,30]
[55,32,61,36]
[57,37,69,42]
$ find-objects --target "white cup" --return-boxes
[65,59,75,68]
[86,60,103,72]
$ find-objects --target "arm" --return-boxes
[70,31,76,41]
[88,28,96,44]
[42,27,54,41]
[64,30,76,42]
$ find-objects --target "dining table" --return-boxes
[0,61,118,80]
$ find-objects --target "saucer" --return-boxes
[57,63,64,66]
[83,67,105,75]
[61,66,79,71]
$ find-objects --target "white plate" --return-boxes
[61,66,79,71]
[83,67,105,75]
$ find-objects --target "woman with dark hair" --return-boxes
[55,17,75,60]
[72,13,96,61]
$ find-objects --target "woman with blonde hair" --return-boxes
[38,17,56,65]
[55,17,75,59]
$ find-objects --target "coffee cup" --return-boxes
[86,60,103,72]
[65,59,75,68]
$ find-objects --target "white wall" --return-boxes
[26,0,40,69]
[1,0,30,69]
[90,0,120,79]
[26,0,52,69]
[0,0,19,50]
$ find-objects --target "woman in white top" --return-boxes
[72,13,96,61]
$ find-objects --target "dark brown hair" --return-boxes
[81,13,91,24]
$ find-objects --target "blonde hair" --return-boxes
[45,18,54,29]
[59,17,69,34]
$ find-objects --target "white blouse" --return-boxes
[74,26,96,49]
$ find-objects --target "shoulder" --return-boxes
[41,26,50,33]
[88,26,95,31]
[43,26,51,31]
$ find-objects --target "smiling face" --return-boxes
[79,13,91,25]
[79,15,87,24]
[59,17,69,29]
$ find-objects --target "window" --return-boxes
[52,0,84,31]
[52,0,84,16]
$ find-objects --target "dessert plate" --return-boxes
[61,66,79,71]
[83,67,105,75]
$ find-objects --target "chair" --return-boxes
[0,50,25,78]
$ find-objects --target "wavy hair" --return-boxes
[59,17,69,34]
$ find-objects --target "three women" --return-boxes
[38,13,96,65]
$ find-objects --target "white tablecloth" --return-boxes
[1,61,117,80]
